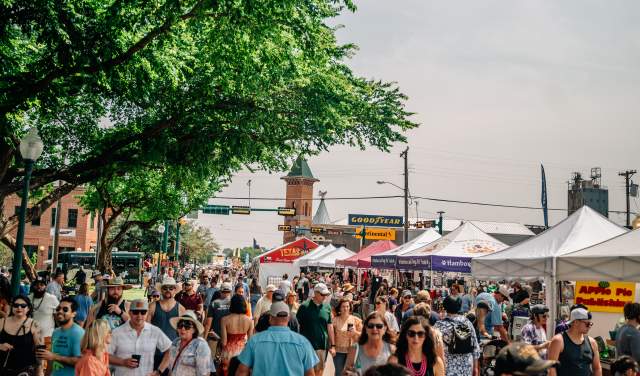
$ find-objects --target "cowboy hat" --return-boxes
[101,276,133,290]
[342,283,355,292]
[170,310,205,334]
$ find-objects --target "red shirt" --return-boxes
[177,291,203,311]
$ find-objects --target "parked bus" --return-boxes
[56,251,143,285]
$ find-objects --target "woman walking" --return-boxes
[74,283,94,327]
[167,311,213,376]
[333,299,363,376]
[0,295,43,376]
[388,316,444,376]
[75,319,111,376]
[374,296,400,335]
[344,311,396,375]
[286,291,300,315]
[249,279,261,314]
[220,295,253,376]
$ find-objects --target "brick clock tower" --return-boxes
[282,156,318,243]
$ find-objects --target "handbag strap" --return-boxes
[172,339,194,372]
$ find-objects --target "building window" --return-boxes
[304,202,309,216]
[90,212,95,229]
[31,213,40,226]
[68,208,78,228]
[51,207,57,228]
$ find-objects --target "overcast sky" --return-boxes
[197,1,640,250]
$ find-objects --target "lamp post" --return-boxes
[377,180,412,244]
[156,223,166,277]
[11,128,44,296]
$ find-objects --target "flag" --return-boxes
[541,164,549,228]
[253,238,260,249]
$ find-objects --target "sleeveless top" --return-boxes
[354,342,393,375]
[0,318,37,371]
[151,300,179,340]
[557,331,593,376]
[96,300,127,329]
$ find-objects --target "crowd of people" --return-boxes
[0,265,637,376]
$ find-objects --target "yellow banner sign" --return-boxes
[355,227,396,240]
[574,281,636,313]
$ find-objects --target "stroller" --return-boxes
[479,338,508,376]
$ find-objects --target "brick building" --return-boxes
[281,156,319,243]
[2,186,98,269]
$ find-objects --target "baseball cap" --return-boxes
[568,308,591,324]
[314,283,330,295]
[402,290,413,298]
[494,343,558,375]
[220,282,232,292]
[266,284,277,292]
[269,301,290,317]
[530,304,549,316]
[272,289,285,302]
[130,299,149,311]
[496,285,512,303]
[151,289,161,297]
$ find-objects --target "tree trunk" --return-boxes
[1,234,37,281]
[96,208,116,275]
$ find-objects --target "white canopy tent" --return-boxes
[308,246,355,268]
[472,206,627,337]
[557,228,640,281]
[293,245,328,268]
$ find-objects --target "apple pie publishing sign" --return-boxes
[348,214,404,228]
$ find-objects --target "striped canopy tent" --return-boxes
[336,240,398,268]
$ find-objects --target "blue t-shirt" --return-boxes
[476,292,502,336]
[51,323,84,376]
[460,294,473,313]
[237,326,319,376]
[74,294,93,322]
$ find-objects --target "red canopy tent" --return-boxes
[336,240,398,268]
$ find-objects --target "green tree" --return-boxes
[179,222,220,264]
[0,0,417,275]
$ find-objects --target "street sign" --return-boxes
[355,227,396,240]
[415,222,423,228]
[422,220,436,228]
[231,206,251,215]
[278,225,292,231]
[277,207,296,216]
[326,229,343,236]
[310,227,324,234]
[348,214,404,227]
[202,205,230,215]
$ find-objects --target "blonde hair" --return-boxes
[81,319,111,355]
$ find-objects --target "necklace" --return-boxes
[404,353,427,376]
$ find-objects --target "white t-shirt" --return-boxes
[109,322,172,376]
[279,280,292,295]
[535,326,548,358]
[30,293,59,337]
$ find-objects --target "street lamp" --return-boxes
[156,223,165,277]
[11,128,44,296]
[377,180,411,244]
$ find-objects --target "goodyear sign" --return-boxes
[348,214,404,228]
[575,281,636,313]
[355,227,396,240]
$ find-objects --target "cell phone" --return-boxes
[131,354,141,368]
[36,345,46,350]
[347,323,354,331]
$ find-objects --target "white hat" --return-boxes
[266,284,277,292]
[568,308,591,324]
[170,310,205,334]
[269,301,290,317]
[102,276,133,290]
[314,283,330,295]
[161,277,177,287]
[497,285,512,303]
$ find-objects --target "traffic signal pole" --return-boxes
[401,147,409,244]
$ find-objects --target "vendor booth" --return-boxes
[472,206,627,338]
[336,240,398,268]
[253,237,319,287]
[371,228,441,269]
[294,244,331,269]
[308,246,356,268]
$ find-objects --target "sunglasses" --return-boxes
[367,323,385,330]
[177,321,193,329]
[131,310,148,315]
[56,306,71,313]
[407,330,426,338]
[580,320,594,327]
[403,296,412,299]
[162,287,175,291]
[12,303,28,309]
[375,302,383,305]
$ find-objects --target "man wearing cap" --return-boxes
[109,299,172,376]
[30,276,59,338]
[494,343,558,376]
[548,307,602,376]
[476,285,510,342]
[237,301,318,376]
[520,305,551,358]
[394,290,414,326]
[85,276,132,329]
[204,282,233,363]
[175,279,203,320]
[253,284,276,323]
[402,290,440,326]
[296,282,335,376]
[255,289,300,333]
[147,277,185,339]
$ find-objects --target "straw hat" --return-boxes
[102,276,133,290]
[170,310,205,334]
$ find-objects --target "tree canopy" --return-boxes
[0,0,418,269]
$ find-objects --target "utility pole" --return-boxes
[51,182,62,274]
[401,147,409,244]
[437,211,445,235]
[619,170,637,227]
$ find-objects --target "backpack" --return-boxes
[444,318,474,354]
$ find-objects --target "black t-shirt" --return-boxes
[512,289,530,304]
[255,312,299,333]
[207,297,230,335]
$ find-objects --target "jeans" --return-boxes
[333,352,348,376]
[250,293,261,313]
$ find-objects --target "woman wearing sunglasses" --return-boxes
[374,297,400,335]
[0,295,44,376]
[520,304,551,358]
[389,316,444,376]
[167,310,213,376]
[76,319,111,376]
[343,311,396,375]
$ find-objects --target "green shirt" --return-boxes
[296,299,332,350]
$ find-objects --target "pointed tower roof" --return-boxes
[313,191,331,224]
[284,156,318,180]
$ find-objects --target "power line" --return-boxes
[211,195,636,215]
